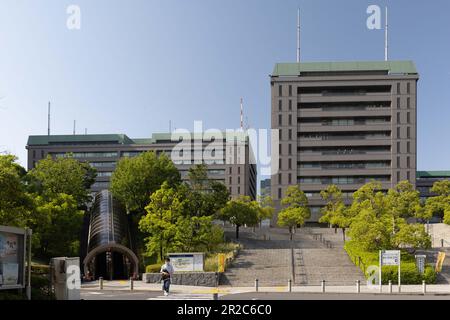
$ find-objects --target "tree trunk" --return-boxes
[236,225,240,240]
[289,227,293,241]
[342,228,346,242]
[334,226,337,234]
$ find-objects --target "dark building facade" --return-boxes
[26,132,257,200]
[271,61,419,221]
[417,171,450,201]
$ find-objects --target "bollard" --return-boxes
[388,280,392,294]
[441,239,444,248]
[99,277,103,290]
[422,280,426,294]
[288,279,292,292]
[213,293,218,300]
[356,280,360,293]
[321,280,326,293]
[130,277,134,291]
[255,279,259,292]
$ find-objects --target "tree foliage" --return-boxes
[111,151,181,214]
[278,186,310,239]
[220,196,259,239]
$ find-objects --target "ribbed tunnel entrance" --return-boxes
[83,190,139,280]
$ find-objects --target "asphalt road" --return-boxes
[220,292,450,300]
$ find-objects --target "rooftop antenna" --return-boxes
[73,120,76,135]
[240,98,244,130]
[47,101,51,136]
[297,8,300,63]
[385,6,389,61]
[85,128,87,135]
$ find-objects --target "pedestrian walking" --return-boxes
[160,257,174,296]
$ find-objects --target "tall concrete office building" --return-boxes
[26,132,257,200]
[271,61,419,221]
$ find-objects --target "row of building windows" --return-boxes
[299,161,391,170]
[278,83,412,97]
[298,176,390,185]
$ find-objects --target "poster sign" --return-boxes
[436,252,446,273]
[218,254,225,273]
[168,253,204,272]
[415,255,426,274]
[0,226,27,290]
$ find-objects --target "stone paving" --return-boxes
[221,227,365,287]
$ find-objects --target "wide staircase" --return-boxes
[220,227,365,287]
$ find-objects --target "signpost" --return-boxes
[379,250,401,293]
[415,255,426,274]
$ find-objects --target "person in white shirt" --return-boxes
[160,257,174,296]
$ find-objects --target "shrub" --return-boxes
[345,240,436,284]
[145,263,162,273]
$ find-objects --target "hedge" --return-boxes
[345,240,436,284]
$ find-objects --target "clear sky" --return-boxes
[0,0,449,179]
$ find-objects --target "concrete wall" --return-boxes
[142,272,220,287]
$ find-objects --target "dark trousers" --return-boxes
[163,278,171,292]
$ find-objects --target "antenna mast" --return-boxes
[240,98,244,130]
[385,7,388,61]
[73,120,76,135]
[297,8,300,63]
[47,101,51,136]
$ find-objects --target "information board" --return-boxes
[168,253,204,272]
[0,226,27,290]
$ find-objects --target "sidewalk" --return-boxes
[81,280,450,296]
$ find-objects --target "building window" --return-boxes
[238,186,240,194]
[229,167,232,174]
[279,158,282,171]
[397,127,401,139]
[288,100,292,111]
[407,127,411,139]
[288,144,292,155]
[397,97,401,109]
[397,171,400,181]
[288,129,292,140]
[278,114,282,126]
[41,150,44,158]
[407,156,410,168]
[288,173,292,184]
[407,83,411,94]
[397,83,401,94]
[238,167,241,174]
[397,156,400,167]
[288,85,292,96]
[278,100,282,111]
[278,85,282,96]
[407,141,411,153]
[397,141,401,154]
[229,176,232,184]
[238,176,241,184]
[33,150,36,158]
[278,173,282,184]
[288,114,292,126]
[407,97,411,109]
[288,158,292,170]
[407,171,410,181]
[397,112,400,124]
[278,188,282,199]
[279,144,282,155]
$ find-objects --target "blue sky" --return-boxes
[0,0,449,180]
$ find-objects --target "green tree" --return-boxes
[256,195,274,227]
[0,155,34,227]
[425,180,450,223]
[32,193,84,257]
[392,221,431,253]
[319,185,350,240]
[111,151,181,215]
[220,196,259,239]
[138,182,184,260]
[187,164,209,191]
[28,155,96,206]
[278,185,310,240]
